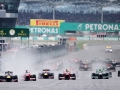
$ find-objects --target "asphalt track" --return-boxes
[0,42,120,90]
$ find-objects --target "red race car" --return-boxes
[23,70,36,81]
[58,69,76,80]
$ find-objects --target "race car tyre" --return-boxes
[58,74,62,80]
[91,73,96,79]
[32,75,36,81]
[50,73,54,79]
[105,73,109,79]
[118,71,120,77]
[109,72,112,77]
[72,73,76,80]
[0,76,4,82]
[13,75,18,82]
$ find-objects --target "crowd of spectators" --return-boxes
[17,2,120,25]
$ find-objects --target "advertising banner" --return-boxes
[30,27,59,34]
[0,28,29,37]
[30,19,65,27]
[60,22,120,32]
[104,37,119,41]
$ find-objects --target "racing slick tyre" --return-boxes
[32,75,36,81]
[91,73,95,79]
[0,76,4,82]
[118,71,120,77]
[72,73,76,80]
[13,75,18,82]
[50,73,54,79]
[105,73,109,79]
[58,74,62,80]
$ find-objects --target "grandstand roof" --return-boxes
[21,0,120,7]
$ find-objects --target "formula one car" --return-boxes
[105,46,112,53]
[23,70,36,81]
[106,60,120,67]
[103,58,111,64]
[38,69,54,79]
[91,58,102,63]
[0,71,18,82]
[58,69,76,80]
[91,69,112,79]
[118,70,120,76]
[79,60,92,71]
[104,64,116,72]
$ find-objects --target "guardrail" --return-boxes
[12,37,120,41]
[77,37,120,41]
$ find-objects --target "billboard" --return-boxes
[0,28,29,37]
[30,19,65,27]
[30,27,59,34]
[60,22,120,31]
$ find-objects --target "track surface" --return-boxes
[0,43,120,90]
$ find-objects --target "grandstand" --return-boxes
[16,0,120,37]
[18,0,120,25]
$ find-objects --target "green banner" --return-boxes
[0,28,29,37]
[104,37,119,41]
[30,27,59,34]
[60,22,120,32]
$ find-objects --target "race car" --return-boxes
[105,46,112,53]
[0,71,18,82]
[38,69,54,79]
[91,58,102,63]
[58,69,76,80]
[91,69,112,79]
[107,60,120,67]
[79,60,92,71]
[118,70,120,76]
[23,70,36,81]
[104,64,116,72]
[103,58,112,64]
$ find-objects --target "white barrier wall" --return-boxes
[11,37,120,41]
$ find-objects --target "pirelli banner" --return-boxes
[30,19,65,27]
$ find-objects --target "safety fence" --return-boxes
[77,37,120,41]
[11,37,120,41]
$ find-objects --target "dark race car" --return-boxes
[91,58,102,63]
[91,69,111,79]
[0,71,18,82]
[79,60,92,71]
[23,70,36,81]
[38,69,54,79]
[107,60,120,67]
[58,69,76,80]
[104,64,116,72]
